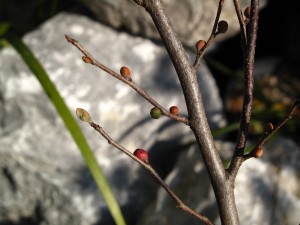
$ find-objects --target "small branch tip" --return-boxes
[65,34,77,43]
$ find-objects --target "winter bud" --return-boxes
[76,108,92,123]
[82,56,92,64]
[150,107,161,119]
[253,147,263,158]
[134,149,149,163]
[195,40,206,52]
[120,66,132,81]
[266,123,274,132]
[217,20,228,34]
[244,7,251,19]
[169,106,179,115]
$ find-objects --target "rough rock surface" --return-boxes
[75,0,268,46]
[0,12,224,224]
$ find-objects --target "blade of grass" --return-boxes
[212,122,240,137]
[5,32,126,225]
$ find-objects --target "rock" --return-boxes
[137,137,300,225]
[75,0,268,46]
[0,12,224,224]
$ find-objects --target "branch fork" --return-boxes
[67,0,299,224]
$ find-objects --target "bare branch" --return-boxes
[193,0,225,70]
[133,1,240,224]
[227,0,260,178]
[65,34,189,125]
[90,121,214,225]
[232,0,248,50]
[244,100,300,160]
[68,0,298,224]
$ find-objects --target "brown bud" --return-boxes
[195,40,206,52]
[266,123,274,131]
[253,147,263,158]
[76,108,92,123]
[82,56,92,64]
[169,106,179,115]
[120,66,132,80]
[217,20,228,34]
[244,7,251,19]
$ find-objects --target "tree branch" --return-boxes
[227,0,260,178]
[133,0,239,224]
[65,34,189,125]
[244,100,300,160]
[232,0,248,50]
[193,0,225,70]
[89,121,213,225]
[67,0,298,224]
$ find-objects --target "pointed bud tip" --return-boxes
[76,108,92,123]
[82,56,92,64]
[266,123,274,131]
[244,7,251,19]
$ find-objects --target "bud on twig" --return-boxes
[217,20,228,34]
[150,107,161,119]
[120,66,132,81]
[266,123,274,133]
[82,56,92,64]
[76,108,92,123]
[134,149,149,163]
[195,40,206,52]
[253,147,263,158]
[244,7,251,19]
[169,106,179,115]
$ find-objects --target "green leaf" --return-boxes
[5,32,126,225]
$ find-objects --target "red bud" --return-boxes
[195,40,206,52]
[169,106,179,114]
[134,149,149,163]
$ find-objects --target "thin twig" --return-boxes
[65,34,189,125]
[232,0,248,50]
[227,0,260,178]
[244,100,300,160]
[193,0,224,70]
[90,121,214,225]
